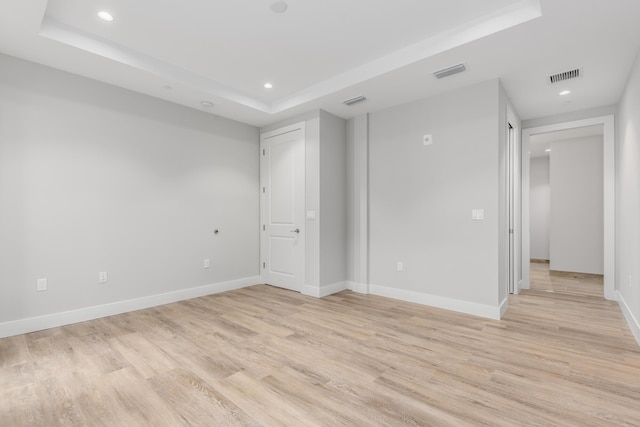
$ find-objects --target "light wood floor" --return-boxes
[2,269,640,426]
[530,261,605,298]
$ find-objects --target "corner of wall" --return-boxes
[618,292,640,347]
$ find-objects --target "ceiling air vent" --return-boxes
[343,95,367,106]
[549,68,581,84]
[433,63,466,79]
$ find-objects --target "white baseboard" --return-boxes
[347,281,369,294]
[0,276,260,339]
[499,297,509,318]
[368,284,502,320]
[618,292,640,348]
[302,281,349,298]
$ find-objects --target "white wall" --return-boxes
[0,54,260,334]
[549,136,604,274]
[617,48,640,344]
[319,110,347,288]
[365,79,503,318]
[346,114,369,293]
[522,105,617,129]
[530,157,550,260]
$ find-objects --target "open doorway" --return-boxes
[528,124,604,295]
[522,115,615,300]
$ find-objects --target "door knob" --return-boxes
[291,228,300,234]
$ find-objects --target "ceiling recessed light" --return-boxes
[200,101,214,108]
[97,11,114,22]
[270,1,288,13]
[545,149,551,152]
[264,83,273,89]
[559,90,571,96]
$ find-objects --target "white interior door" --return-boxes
[260,123,305,292]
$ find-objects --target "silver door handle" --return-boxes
[290,228,300,234]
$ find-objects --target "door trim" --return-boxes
[260,122,306,291]
[521,114,615,300]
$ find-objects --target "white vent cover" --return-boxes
[549,68,581,84]
[433,63,466,79]
[342,95,367,106]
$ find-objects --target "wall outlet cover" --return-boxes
[423,134,433,146]
[98,272,108,284]
[37,278,47,292]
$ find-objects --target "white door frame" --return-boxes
[521,115,615,300]
[507,104,522,295]
[260,122,306,291]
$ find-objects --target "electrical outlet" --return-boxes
[397,262,404,272]
[98,272,108,284]
[204,259,210,269]
[37,278,47,292]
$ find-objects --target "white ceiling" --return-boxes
[530,124,604,157]
[0,0,639,127]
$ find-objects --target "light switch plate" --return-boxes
[306,210,316,220]
[472,209,485,220]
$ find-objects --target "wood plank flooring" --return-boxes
[2,268,640,426]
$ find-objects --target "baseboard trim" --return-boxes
[302,281,350,298]
[499,297,509,318]
[368,284,502,320]
[618,292,640,348]
[0,276,261,339]
[347,281,369,294]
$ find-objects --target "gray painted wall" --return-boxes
[617,48,640,335]
[319,110,347,287]
[368,80,501,308]
[550,136,604,274]
[0,54,260,324]
[530,157,550,260]
[522,105,617,129]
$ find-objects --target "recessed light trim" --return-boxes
[200,101,214,108]
[559,90,571,96]
[264,83,273,89]
[545,149,551,152]
[97,11,114,22]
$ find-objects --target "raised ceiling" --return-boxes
[0,0,639,126]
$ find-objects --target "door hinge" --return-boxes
[262,187,265,193]
[263,224,265,231]
[263,262,266,269]
[262,148,265,156]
